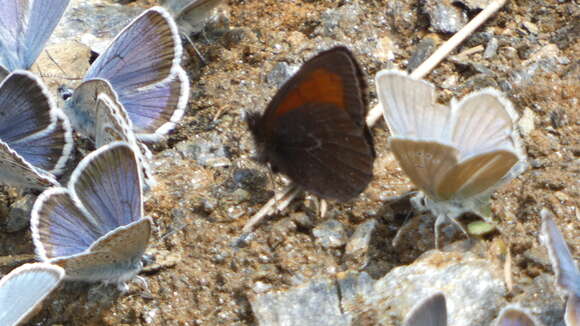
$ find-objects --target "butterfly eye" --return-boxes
[141,253,156,267]
[58,85,73,100]
[88,50,100,65]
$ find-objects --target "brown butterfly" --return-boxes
[246,46,375,201]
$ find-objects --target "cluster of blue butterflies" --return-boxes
[0,0,222,325]
[0,0,577,325]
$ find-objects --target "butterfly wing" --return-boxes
[0,72,72,174]
[249,46,374,201]
[89,217,151,256]
[540,208,580,295]
[0,263,64,326]
[566,294,580,326]
[164,0,224,35]
[70,142,143,231]
[94,92,155,187]
[94,85,138,148]
[0,140,58,189]
[403,292,447,326]
[375,70,451,139]
[10,111,73,176]
[436,150,519,201]
[494,307,537,326]
[31,188,104,260]
[390,138,458,201]
[64,78,115,140]
[84,7,188,139]
[266,102,374,201]
[0,0,69,72]
[450,89,521,159]
[53,218,151,282]
[118,67,188,141]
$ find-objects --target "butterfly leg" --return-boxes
[392,213,424,247]
[434,214,449,249]
[241,183,300,234]
[434,214,470,248]
[116,281,130,293]
[134,275,150,292]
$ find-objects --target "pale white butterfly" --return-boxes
[403,292,447,326]
[0,263,64,326]
[376,70,526,246]
[494,306,539,326]
[161,0,225,36]
[540,208,579,326]
[31,142,152,290]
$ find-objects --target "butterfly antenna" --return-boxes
[38,50,81,80]
[182,33,207,65]
[158,223,190,242]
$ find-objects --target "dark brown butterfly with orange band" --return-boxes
[246,46,375,201]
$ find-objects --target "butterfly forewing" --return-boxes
[390,138,458,201]
[21,0,70,70]
[0,263,64,326]
[32,188,104,259]
[85,8,178,89]
[436,150,519,200]
[0,72,55,142]
[403,292,447,326]
[376,70,451,139]
[94,90,156,187]
[261,47,367,132]
[11,111,72,175]
[95,93,133,148]
[451,90,519,159]
[71,142,143,232]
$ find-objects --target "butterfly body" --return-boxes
[247,46,375,202]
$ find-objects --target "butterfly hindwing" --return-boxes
[450,89,519,159]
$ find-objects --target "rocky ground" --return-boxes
[0,0,578,325]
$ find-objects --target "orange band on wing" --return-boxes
[273,68,345,117]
